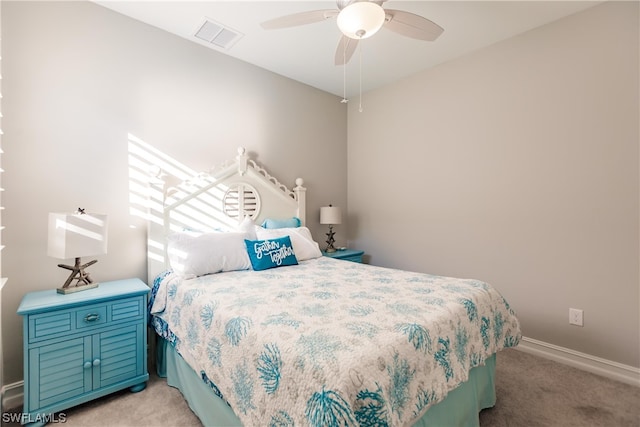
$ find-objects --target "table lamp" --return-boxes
[320,205,342,253]
[48,210,108,294]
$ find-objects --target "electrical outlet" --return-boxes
[569,308,584,327]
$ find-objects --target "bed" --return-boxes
[146,147,521,427]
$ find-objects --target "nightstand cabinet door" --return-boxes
[96,323,146,389]
[28,336,92,410]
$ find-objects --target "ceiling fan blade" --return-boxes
[334,35,359,66]
[383,9,444,41]
[261,10,338,30]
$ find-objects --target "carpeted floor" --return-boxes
[479,349,639,426]
[5,348,639,426]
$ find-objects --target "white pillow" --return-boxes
[255,226,322,261]
[236,216,257,240]
[166,231,251,278]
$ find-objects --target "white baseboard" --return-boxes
[2,380,23,411]
[517,336,640,387]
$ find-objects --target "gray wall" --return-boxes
[347,1,639,368]
[1,1,347,385]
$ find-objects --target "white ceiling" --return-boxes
[94,1,603,98]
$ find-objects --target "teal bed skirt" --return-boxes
[156,336,497,427]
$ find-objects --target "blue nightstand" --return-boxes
[322,248,364,263]
[17,278,150,425]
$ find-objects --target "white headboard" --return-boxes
[147,147,306,283]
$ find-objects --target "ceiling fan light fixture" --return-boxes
[337,1,386,39]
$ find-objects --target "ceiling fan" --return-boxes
[261,0,444,65]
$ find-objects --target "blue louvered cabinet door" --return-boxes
[28,336,92,410]
[18,279,150,424]
[95,324,146,389]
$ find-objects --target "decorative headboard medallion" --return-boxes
[223,183,261,220]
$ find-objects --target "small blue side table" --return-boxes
[17,278,150,425]
[322,248,365,263]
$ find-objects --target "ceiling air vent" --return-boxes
[194,18,243,50]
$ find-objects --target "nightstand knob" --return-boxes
[92,359,101,367]
[83,361,92,369]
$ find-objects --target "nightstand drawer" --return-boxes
[322,249,365,263]
[339,254,364,263]
[28,295,145,343]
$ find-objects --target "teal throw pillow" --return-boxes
[261,217,301,229]
[245,236,298,271]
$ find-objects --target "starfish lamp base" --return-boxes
[56,257,100,294]
[325,225,337,253]
[57,282,98,294]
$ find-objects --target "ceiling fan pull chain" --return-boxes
[342,39,348,104]
[359,42,363,113]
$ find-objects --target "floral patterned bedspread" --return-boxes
[149,257,521,427]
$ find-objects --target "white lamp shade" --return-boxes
[48,213,108,259]
[320,206,342,225]
[337,1,386,39]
